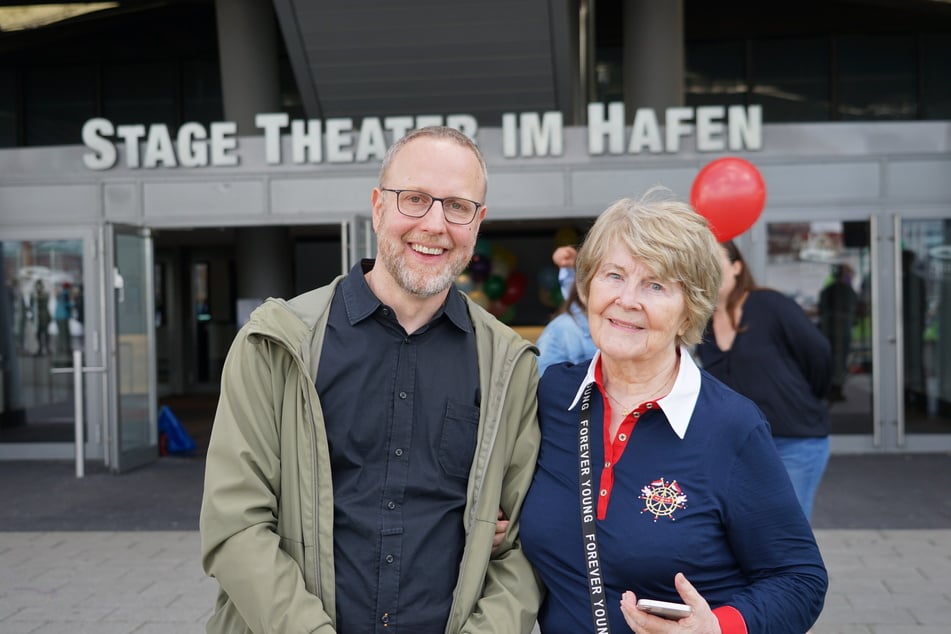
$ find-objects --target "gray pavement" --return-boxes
[1,453,951,632]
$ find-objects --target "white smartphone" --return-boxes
[636,599,692,620]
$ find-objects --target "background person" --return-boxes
[535,245,596,375]
[818,263,858,402]
[55,282,73,356]
[695,240,832,520]
[200,126,542,633]
[33,279,50,356]
[521,189,827,634]
[552,244,579,301]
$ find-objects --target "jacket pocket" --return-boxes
[438,399,480,479]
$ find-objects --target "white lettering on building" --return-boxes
[80,104,762,170]
[82,117,239,169]
[502,111,564,158]
[587,103,762,155]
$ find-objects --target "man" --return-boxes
[818,263,858,402]
[200,126,542,633]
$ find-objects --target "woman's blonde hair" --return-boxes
[574,186,722,347]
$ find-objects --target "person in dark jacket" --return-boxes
[695,240,832,520]
[819,263,858,401]
[200,126,542,633]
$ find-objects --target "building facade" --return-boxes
[1,0,950,470]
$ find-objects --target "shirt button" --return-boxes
[399,391,407,399]
[604,461,611,468]
[600,489,607,496]
[386,500,396,510]
[381,613,390,624]
[385,554,394,563]
[633,412,640,418]
[618,433,627,441]
[394,448,403,456]
[382,308,390,316]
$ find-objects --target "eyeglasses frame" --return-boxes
[380,187,483,226]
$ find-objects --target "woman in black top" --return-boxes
[695,240,832,520]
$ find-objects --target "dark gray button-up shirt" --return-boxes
[317,261,480,633]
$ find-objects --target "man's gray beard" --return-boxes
[379,240,471,298]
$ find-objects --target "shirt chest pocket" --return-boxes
[438,400,481,479]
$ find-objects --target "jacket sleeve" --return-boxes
[461,351,543,633]
[200,331,336,633]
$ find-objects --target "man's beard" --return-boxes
[376,230,473,298]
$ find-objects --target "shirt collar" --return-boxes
[341,259,471,333]
[568,346,701,439]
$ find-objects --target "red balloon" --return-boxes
[690,157,766,242]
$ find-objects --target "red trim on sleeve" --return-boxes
[713,606,747,634]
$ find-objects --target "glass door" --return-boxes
[0,235,97,455]
[342,216,376,273]
[761,219,876,442]
[898,215,951,448]
[106,224,157,472]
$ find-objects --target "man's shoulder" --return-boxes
[243,278,342,341]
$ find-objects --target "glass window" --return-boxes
[593,48,623,104]
[0,68,16,148]
[901,218,951,435]
[103,62,177,128]
[24,66,97,146]
[686,40,748,108]
[764,221,873,435]
[922,34,951,120]
[837,35,916,120]
[1,239,85,443]
[182,60,222,125]
[279,56,305,120]
[752,38,830,122]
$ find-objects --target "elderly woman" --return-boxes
[520,188,827,633]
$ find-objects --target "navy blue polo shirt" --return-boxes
[521,351,828,634]
[316,260,480,633]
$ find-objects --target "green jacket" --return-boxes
[200,277,542,633]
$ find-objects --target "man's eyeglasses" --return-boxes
[381,188,482,225]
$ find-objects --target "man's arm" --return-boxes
[460,352,543,633]
[200,332,336,633]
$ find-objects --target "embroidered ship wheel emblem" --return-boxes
[640,477,687,521]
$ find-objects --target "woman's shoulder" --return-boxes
[749,287,798,308]
[745,289,808,324]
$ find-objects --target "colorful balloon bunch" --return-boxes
[457,240,527,324]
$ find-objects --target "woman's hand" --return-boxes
[493,509,509,552]
[619,573,722,634]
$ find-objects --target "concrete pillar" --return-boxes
[235,227,294,300]
[214,0,282,134]
[622,0,684,112]
[215,0,291,302]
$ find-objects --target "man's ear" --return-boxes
[370,188,384,232]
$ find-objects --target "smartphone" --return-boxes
[636,599,692,620]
